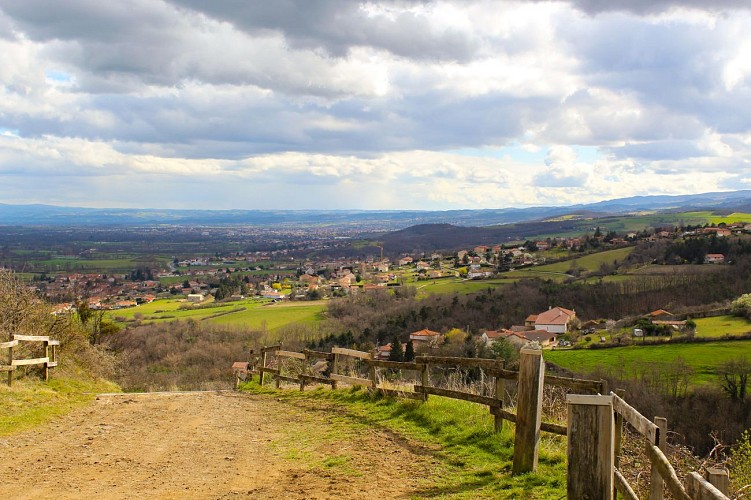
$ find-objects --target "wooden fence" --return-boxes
[238,345,735,498]
[568,391,731,499]
[0,334,59,386]
[243,345,604,475]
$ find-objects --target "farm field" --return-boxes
[534,246,635,274]
[694,315,751,338]
[108,298,326,331]
[415,278,519,296]
[545,340,751,385]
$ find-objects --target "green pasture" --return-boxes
[534,247,635,274]
[545,340,751,385]
[415,278,518,296]
[694,315,751,338]
[108,297,326,331]
[503,269,568,282]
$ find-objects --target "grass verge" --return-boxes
[0,376,120,436]
[240,380,567,499]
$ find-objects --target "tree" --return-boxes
[718,357,751,401]
[404,340,415,362]
[490,338,517,363]
[732,293,751,320]
[388,336,404,362]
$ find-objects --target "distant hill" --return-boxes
[2,189,751,229]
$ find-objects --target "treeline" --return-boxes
[626,234,751,266]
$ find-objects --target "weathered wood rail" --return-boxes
[1,334,60,386]
[237,345,730,497]
[567,389,731,499]
[239,345,604,476]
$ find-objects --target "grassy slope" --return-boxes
[242,382,567,499]
[694,315,751,338]
[108,298,326,331]
[0,376,119,436]
[546,340,751,385]
[534,246,635,273]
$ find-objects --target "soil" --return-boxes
[0,391,439,499]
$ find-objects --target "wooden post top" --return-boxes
[567,394,613,406]
[520,347,542,356]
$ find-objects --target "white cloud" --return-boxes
[0,1,750,210]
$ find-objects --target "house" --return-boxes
[704,253,725,264]
[398,257,414,267]
[524,315,538,328]
[481,329,526,347]
[409,328,444,347]
[375,342,407,360]
[522,329,558,346]
[375,262,390,273]
[187,293,204,303]
[533,306,576,334]
[703,227,732,237]
[648,309,674,321]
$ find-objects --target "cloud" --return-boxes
[547,0,751,15]
[0,1,750,210]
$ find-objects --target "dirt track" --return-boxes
[0,391,437,499]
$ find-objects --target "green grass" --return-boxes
[694,315,751,338]
[534,247,635,274]
[0,376,120,436]
[546,340,751,385]
[108,297,326,331]
[416,278,520,296]
[241,381,567,498]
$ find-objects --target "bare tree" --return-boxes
[717,357,751,401]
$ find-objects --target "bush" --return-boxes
[731,430,751,492]
[732,294,751,320]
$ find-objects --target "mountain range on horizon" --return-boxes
[2,189,751,228]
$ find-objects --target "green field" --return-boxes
[534,247,635,274]
[108,298,326,331]
[545,340,751,385]
[694,315,751,338]
[415,278,520,296]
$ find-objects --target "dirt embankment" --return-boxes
[0,391,438,499]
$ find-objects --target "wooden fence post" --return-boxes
[259,349,267,386]
[493,360,505,433]
[567,394,615,500]
[331,349,339,390]
[705,467,729,496]
[512,348,544,474]
[420,363,429,401]
[43,339,49,382]
[6,341,12,387]
[687,472,729,499]
[650,416,668,500]
[614,389,625,468]
[368,354,377,390]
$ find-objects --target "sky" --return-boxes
[1,0,750,211]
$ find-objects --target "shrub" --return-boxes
[731,430,751,492]
[732,294,751,320]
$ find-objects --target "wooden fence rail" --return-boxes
[565,389,731,499]
[243,345,603,476]
[0,334,60,386]
[239,345,727,496]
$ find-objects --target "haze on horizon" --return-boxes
[1,0,750,211]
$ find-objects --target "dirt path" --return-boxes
[0,391,438,499]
